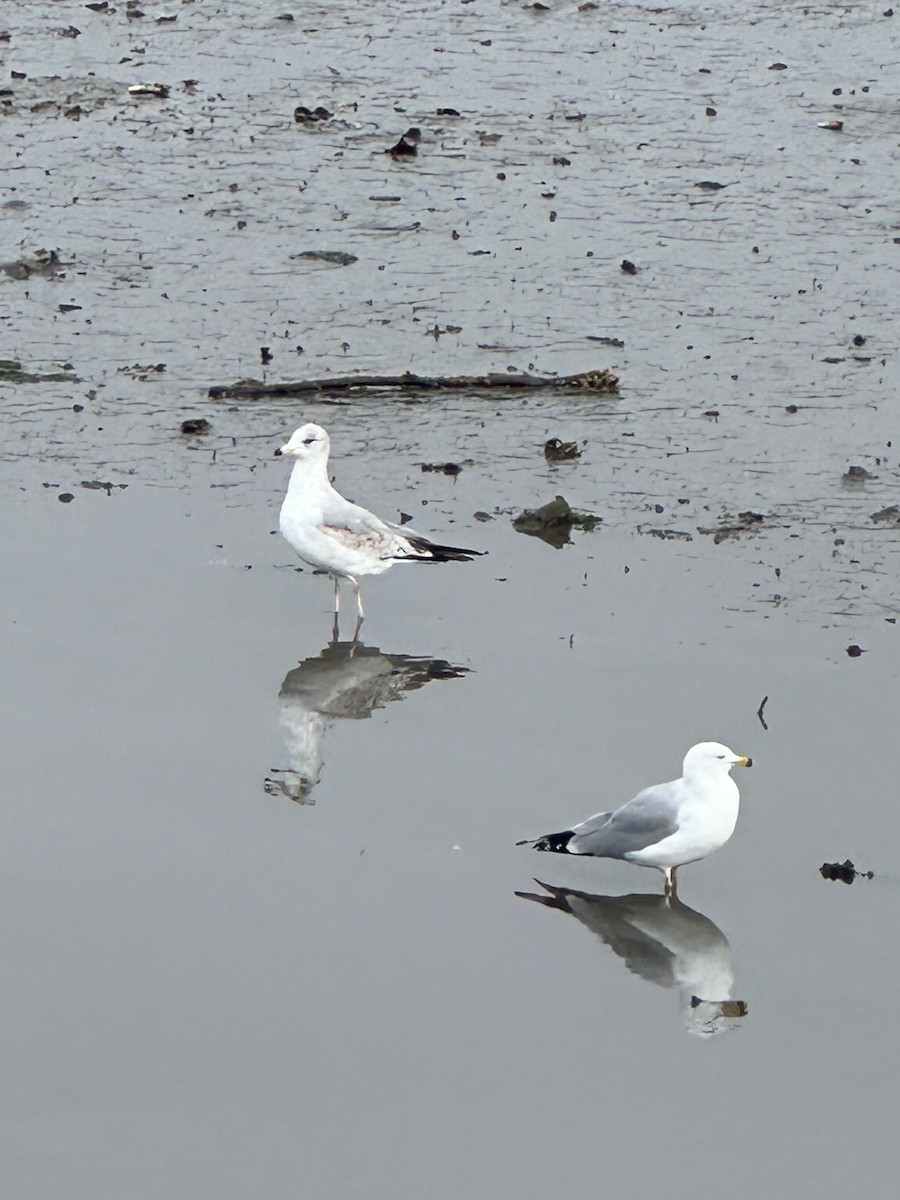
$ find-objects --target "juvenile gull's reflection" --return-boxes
[266,640,469,803]
[517,881,747,1037]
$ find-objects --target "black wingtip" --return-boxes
[400,533,485,562]
[519,830,575,854]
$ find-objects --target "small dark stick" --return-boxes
[756,695,769,730]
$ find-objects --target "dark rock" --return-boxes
[513,495,600,548]
[843,465,875,482]
[387,128,421,156]
[870,505,900,523]
[181,418,211,434]
[820,859,873,883]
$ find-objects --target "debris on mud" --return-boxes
[587,334,625,348]
[1,248,69,280]
[513,495,600,548]
[80,480,128,494]
[419,461,469,476]
[118,362,166,378]
[817,119,843,131]
[544,437,582,461]
[291,250,358,266]
[180,418,211,435]
[819,859,873,884]
[843,465,876,482]
[846,644,865,658]
[473,511,494,522]
[870,505,900,524]
[0,358,79,384]
[386,128,421,156]
[639,527,693,541]
[699,511,766,543]
[208,368,618,400]
[694,180,728,190]
[620,259,637,274]
[128,82,169,98]
[58,492,74,503]
[294,104,332,123]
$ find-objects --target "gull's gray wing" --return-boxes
[319,498,407,557]
[569,784,681,858]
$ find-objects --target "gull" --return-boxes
[517,742,752,896]
[515,883,746,1037]
[269,638,470,803]
[275,423,483,628]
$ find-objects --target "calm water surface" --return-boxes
[1,1,898,1196]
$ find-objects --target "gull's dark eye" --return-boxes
[303,437,316,446]
[716,754,725,759]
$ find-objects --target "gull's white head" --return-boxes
[682,741,752,778]
[276,423,330,462]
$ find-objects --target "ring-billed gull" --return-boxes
[515,883,746,1037]
[517,742,752,895]
[275,424,483,626]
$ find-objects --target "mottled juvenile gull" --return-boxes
[517,742,752,895]
[275,424,483,623]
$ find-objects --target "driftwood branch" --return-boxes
[208,368,618,400]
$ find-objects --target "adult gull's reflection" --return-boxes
[266,639,469,803]
[517,881,747,1037]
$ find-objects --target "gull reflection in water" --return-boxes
[266,640,470,803]
[517,881,747,1037]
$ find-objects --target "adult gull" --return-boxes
[517,742,752,895]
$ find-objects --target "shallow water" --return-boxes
[2,2,899,1196]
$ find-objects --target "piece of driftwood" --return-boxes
[208,368,618,400]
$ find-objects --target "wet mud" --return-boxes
[2,2,899,1198]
